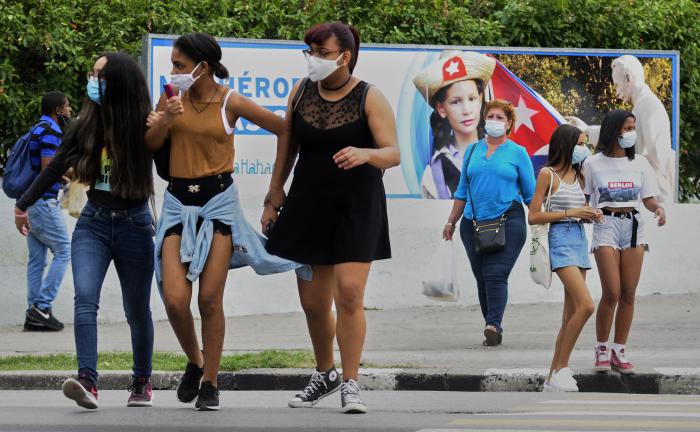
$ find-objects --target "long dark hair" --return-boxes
[429,79,486,153]
[547,124,584,184]
[62,52,153,200]
[304,22,361,73]
[598,108,636,160]
[174,32,229,79]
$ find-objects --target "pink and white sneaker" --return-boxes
[594,346,611,372]
[611,348,635,374]
[127,376,154,407]
[62,374,99,409]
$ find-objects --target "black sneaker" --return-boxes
[23,316,52,332]
[288,366,341,408]
[62,373,99,410]
[26,305,64,331]
[177,362,203,403]
[194,381,219,411]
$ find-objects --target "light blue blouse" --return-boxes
[454,139,536,220]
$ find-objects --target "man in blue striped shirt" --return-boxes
[24,91,72,332]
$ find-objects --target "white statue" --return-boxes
[567,55,676,202]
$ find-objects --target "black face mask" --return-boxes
[57,114,70,129]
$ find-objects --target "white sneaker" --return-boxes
[542,378,559,392]
[554,367,579,392]
[340,379,367,414]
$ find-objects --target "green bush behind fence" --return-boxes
[1,0,698,199]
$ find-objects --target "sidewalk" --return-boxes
[1,292,698,393]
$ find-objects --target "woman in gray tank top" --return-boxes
[528,124,601,393]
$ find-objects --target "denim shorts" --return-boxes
[591,214,648,252]
[548,222,592,271]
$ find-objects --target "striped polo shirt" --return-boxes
[28,115,62,200]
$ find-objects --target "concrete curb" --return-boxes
[1,369,698,394]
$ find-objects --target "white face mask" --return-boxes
[307,54,342,82]
[170,62,203,92]
[618,131,637,149]
[484,119,506,138]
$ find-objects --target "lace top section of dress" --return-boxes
[296,81,367,130]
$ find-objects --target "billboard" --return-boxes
[142,35,680,202]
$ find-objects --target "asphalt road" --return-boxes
[0,390,698,431]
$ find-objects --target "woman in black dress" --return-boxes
[263,22,399,414]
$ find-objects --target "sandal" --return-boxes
[483,326,501,346]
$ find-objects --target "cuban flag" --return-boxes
[488,59,566,174]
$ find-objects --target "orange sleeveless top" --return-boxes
[169,86,235,179]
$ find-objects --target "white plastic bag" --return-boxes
[422,239,460,302]
[529,169,553,289]
[60,181,89,218]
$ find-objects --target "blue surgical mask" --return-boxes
[618,131,637,149]
[87,77,106,105]
[572,145,592,164]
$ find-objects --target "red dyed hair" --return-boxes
[304,22,360,73]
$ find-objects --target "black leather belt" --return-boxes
[552,220,583,225]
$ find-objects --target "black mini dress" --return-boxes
[265,80,391,265]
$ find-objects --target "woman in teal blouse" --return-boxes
[443,99,536,346]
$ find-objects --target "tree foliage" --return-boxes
[1,0,698,199]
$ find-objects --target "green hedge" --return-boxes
[2,0,699,200]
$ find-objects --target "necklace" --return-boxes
[321,75,352,91]
[189,87,219,114]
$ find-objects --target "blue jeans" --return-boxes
[26,199,71,310]
[460,202,527,333]
[72,201,154,383]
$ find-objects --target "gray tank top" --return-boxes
[548,168,585,221]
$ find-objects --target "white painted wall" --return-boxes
[1,177,698,326]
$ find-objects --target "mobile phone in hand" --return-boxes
[266,220,275,236]
[164,83,176,99]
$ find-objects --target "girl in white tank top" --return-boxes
[547,168,586,222]
[527,124,601,394]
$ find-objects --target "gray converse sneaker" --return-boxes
[341,379,367,414]
[288,367,341,408]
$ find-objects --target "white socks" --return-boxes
[610,343,625,353]
[596,341,608,350]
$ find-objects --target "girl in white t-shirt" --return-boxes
[583,109,667,375]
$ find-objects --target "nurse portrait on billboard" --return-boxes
[412,51,496,199]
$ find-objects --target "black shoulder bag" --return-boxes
[153,139,170,181]
[464,142,507,254]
